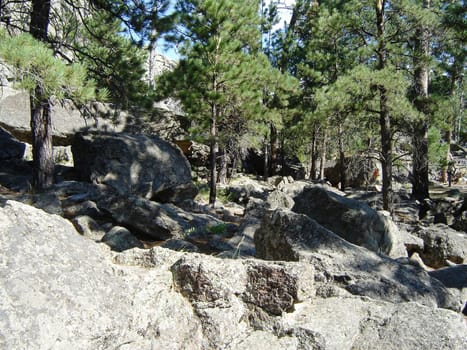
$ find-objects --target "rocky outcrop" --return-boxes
[413,224,467,268]
[0,127,25,160]
[72,133,196,202]
[1,199,466,349]
[0,56,185,145]
[292,185,407,258]
[0,199,204,349]
[97,193,221,240]
[254,209,461,311]
[429,264,467,315]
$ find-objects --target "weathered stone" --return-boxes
[72,133,196,203]
[226,176,273,204]
[97,194,222,240]
[429,264,467,314]
[71,215,106,240]
[63,199,103,219]
[0,127,25,160]
[0,199,204,349]
[161,238,200,253]
[413,224,467,268]
[1,200,466,350]
[101,226,144,252]
[281,297,466,350]
[292,185,407,258]
[266,190,295,210]
[254,209,461,311]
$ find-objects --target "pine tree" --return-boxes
[159,0,283,205]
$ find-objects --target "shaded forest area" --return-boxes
[0,0,465,211]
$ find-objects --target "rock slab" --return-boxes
[72,132,196,203]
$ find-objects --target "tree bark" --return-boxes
[319,130,327,180]
[209,115,218,206]
[30,0,53,190]
[270,123,280,175]
[376,0,393,211]
[263,141,269,181]
[441,127,452,183]
[217,148,228,185]
[309,127,318,180]
[411,0,431,201]
[338,124,346,191]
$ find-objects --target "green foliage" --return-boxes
[206,223,227,235]
[428,126,449,171]
[62,10,153,109]
[0,29,101,104]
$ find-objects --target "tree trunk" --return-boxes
[376,0,393,211]
[338,125,346,191]
[263,141,269,181]
[310,127,318,180]
[30,85,54,189]
[411,0,431,201]
[441,127,452,183]
[270,123,279,175]
[30,0,53,190]
[379,87,393,211]
[319,130,327,180]
[217,148,228,185]
[209,116,218,206]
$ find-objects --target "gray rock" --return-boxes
[281,297,467,350]
[1,200,466,350]
[429,264,467,314]
[0,87,128,145]
[292,185,407,258]
[254,209,461,311]
[413,224,467,268]
[63,199,103,219]
[0,127,25,160]
[71,215,106,240]
[161,238,200,253]
[267,190,295,210]
[72,133,196,203]
[226,176,273,204]
[101,226,144,252]
[97,194,222,240]
[0,199,205,349]
[15,192,63,215]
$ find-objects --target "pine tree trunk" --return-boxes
[319,130,327,180]
[209,116,218,206]
[270,123,278,175]
[411,0,430,201]
[379,87,393,211]
[376,0,393,211]
[263,141,269,181]
[30,0,53,190]
[441,128,452,183]
[338,125,346,191]
[310,127,318,180]
[217,148,228,185]
[30,86,54,189]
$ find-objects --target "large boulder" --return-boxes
[413,224,467,268]
[0,199,204,349]
[0,57,185,145]
[0,127,25,160]
[97,193,222,240]
[72,133,196,203]
[254,209,461,311]
[1,199,466,349]
[292,185,407,258]
[0,87,127,145]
